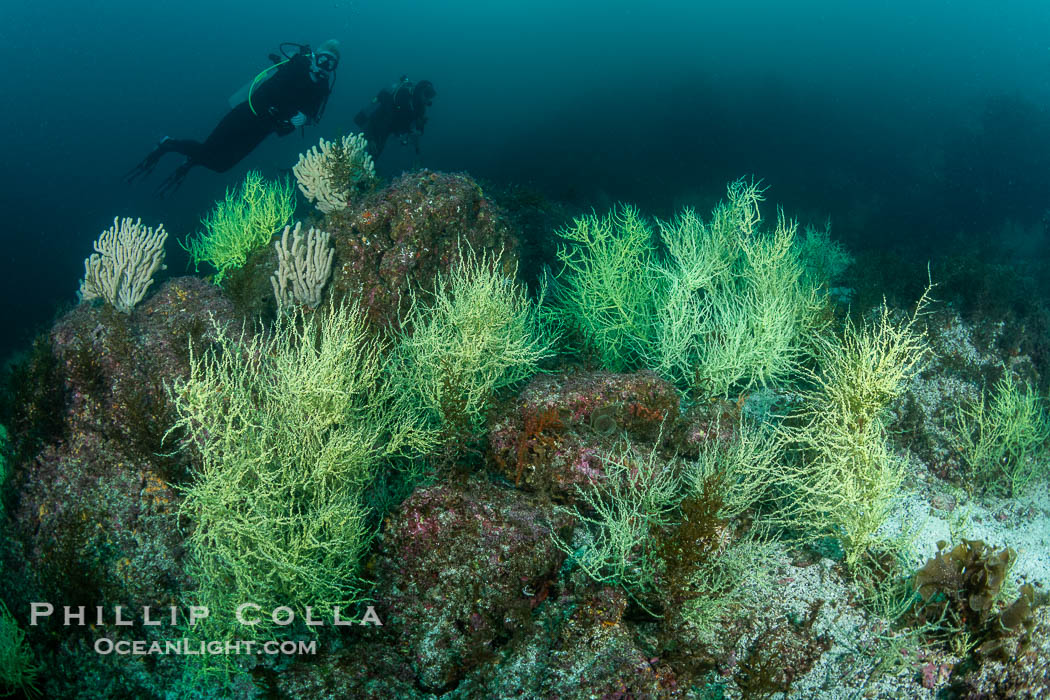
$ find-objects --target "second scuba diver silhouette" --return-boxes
[125,40,340,196]
[354,76,437,159]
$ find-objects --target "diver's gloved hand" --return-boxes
[290,112,307,128]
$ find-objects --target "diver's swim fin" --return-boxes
[124,150,161,183]
[155,161,191,198]
[124,137,173,184]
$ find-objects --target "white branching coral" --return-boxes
[270,222,334,309]
[292,134,375,214]
[78,217,167,313]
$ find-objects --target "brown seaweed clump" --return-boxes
[914,539,1040,662]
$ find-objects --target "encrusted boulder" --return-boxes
[373,477,567,691]
[1,277,237,698]
[487,370,680,499]
[327,169,518,331]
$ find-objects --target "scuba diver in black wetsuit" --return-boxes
[125,40,340,196]
[354,76,437,159]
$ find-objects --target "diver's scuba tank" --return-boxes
[227,43,314,113]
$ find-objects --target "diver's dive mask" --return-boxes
[314,52,338,72]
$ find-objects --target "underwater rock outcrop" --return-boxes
[2,277,237,697]
[329,169,518,330]
[373,477,567,691]
[487,369,680,499]
[222,169,519,328]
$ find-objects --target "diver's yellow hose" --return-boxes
[248,60,288,116]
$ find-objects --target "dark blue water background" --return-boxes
[2,1,1049,356]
